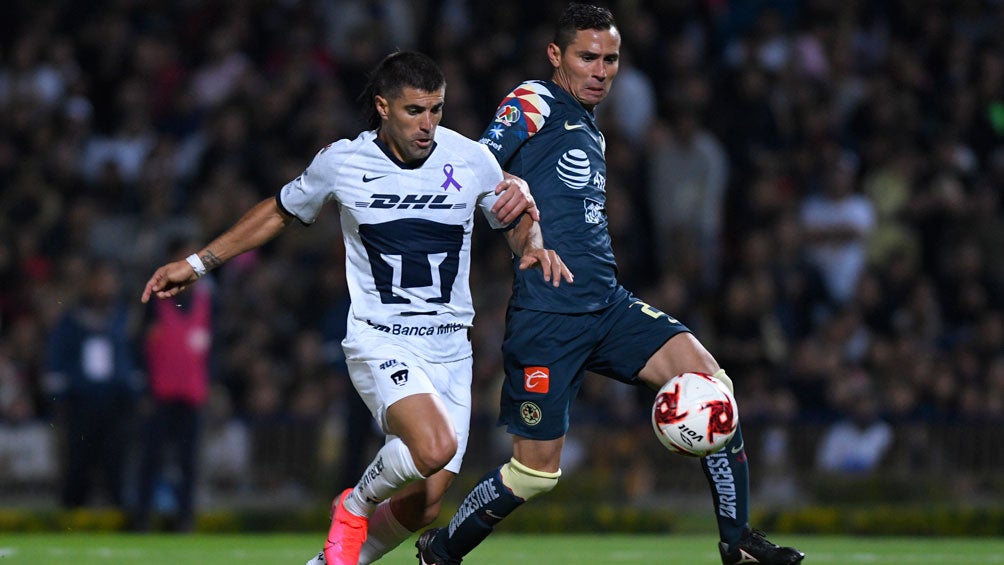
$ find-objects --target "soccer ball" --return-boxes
[652,372,739,457]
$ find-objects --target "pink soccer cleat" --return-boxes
[323,488,368,565]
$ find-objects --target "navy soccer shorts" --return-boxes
[498,287,691,440]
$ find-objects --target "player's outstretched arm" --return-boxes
[141,197,293,303]
[491,172,541,224]
[502,215,573,287]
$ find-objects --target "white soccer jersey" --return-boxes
[279,127,507,361]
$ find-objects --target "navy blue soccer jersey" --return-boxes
[478,80,619,313]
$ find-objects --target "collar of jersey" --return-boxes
[372,136,437,169]
[545,79,598,124]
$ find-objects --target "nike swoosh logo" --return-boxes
[563,120,584,130]
[731,440,745,454]
[362,174,388,182]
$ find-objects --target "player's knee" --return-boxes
[500,457,561,501]
[712,368,734,394]
[411,434,458,476]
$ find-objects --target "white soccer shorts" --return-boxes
[343,334,472,474]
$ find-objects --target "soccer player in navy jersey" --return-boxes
[142,51,571,565]
[416,4,804,564]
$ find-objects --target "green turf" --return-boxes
[2,533,1003,563]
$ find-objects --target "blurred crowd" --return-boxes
[2,0,1004,511]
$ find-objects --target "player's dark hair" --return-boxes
[553,3,616,51]
[361,51,446,130]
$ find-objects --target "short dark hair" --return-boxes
[362,51,446,130]
[553,3,616,51]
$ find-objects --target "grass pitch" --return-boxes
[2,532,1003,563]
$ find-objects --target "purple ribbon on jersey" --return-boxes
[441,164,462,191]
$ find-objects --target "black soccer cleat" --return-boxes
[415,528,462,565]
[719,528,805,564]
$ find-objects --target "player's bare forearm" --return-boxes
[492,172,540,223]
[199,198,292,265]
[141,198,292,303]
[503,218,573,287]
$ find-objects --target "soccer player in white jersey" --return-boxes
[141,51,572,565]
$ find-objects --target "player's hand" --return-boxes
[141,260,199,303]
[518,248,574,287]
[492,174,541,224]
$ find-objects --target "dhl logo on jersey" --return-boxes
[354,194,465,210]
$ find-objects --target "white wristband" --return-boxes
[186,253,207,278]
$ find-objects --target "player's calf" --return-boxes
[423,458,560,560]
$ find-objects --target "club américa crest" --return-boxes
[520,401,542,426]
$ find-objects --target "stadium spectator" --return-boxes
[646,101,729,291]
[199,383,251,498]
[799,150,876,307]
[134,238,216,533]
[816,376,893,474]
[43,259,141,509]
[0,343,57,488]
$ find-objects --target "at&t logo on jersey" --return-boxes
[523,366,550,393]
[556,149,592,189]
[355,194,465,210]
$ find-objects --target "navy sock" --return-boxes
[433,465,525,558]
[701,424,751,545]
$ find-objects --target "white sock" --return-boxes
[358,500,413,564]
[344,438,424,517]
